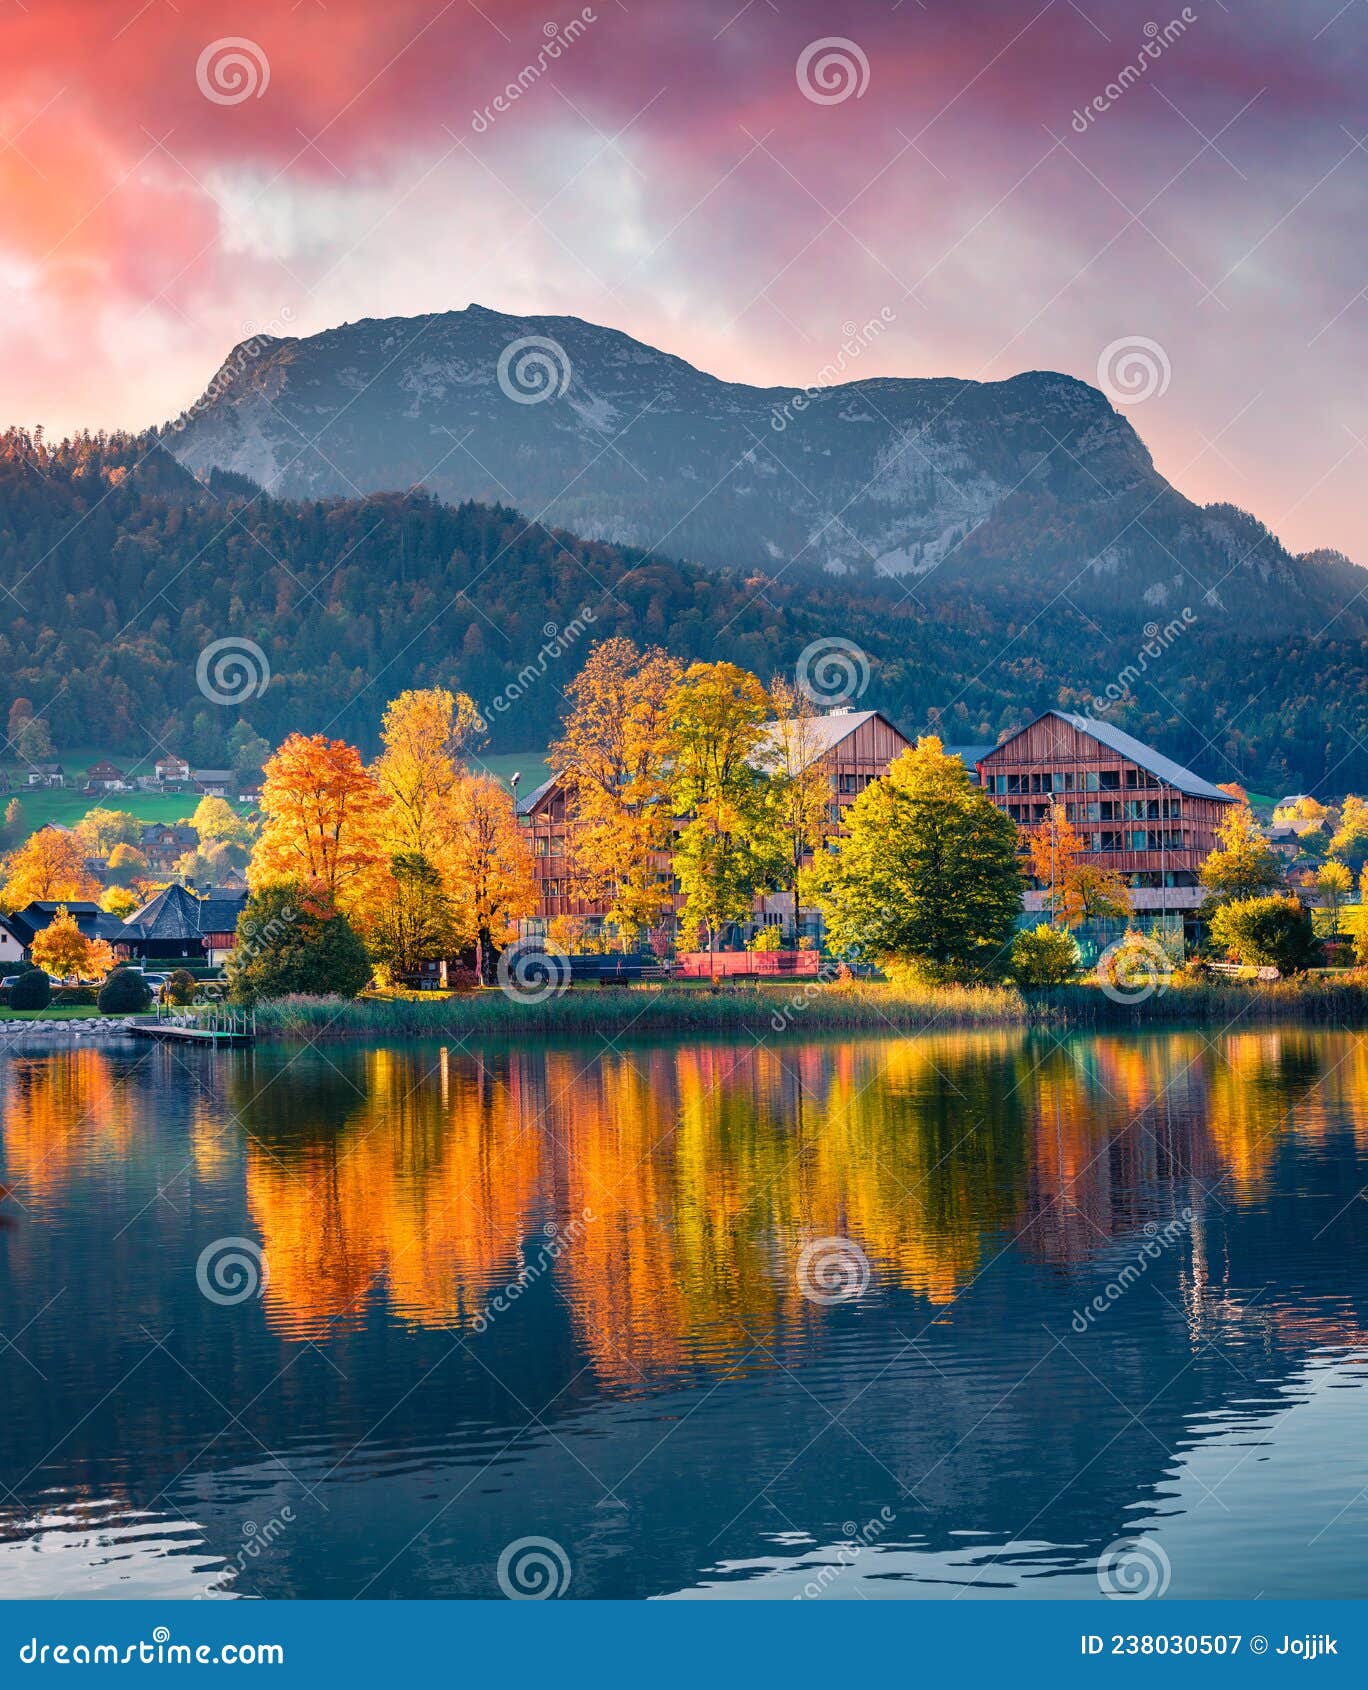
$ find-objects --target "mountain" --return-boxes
[3,429,1368,795]
[168,305,1364,637]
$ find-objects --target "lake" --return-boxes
[2,1026,1367,1600]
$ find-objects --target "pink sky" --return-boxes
[2,0,1365,558]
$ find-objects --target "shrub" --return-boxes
[1212,895,1320,975]
[167,968,198,1006]
[446,964,481,993]
[1010,924,1081,987]
[10,968,51,1011]
[747,925,783,952]
[98,969,153,1013]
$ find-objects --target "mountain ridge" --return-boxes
[167,304,1363,638]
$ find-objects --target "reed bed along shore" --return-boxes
[251,975,1368,1044]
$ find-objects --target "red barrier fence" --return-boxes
[673,950,822,979]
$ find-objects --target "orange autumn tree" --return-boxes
[1026,802,1131,928]
[1,826,102,911]
[31,906,116,981]
[249,734,389,914]
[447,773,536,979]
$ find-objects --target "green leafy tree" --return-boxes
[818,736,1023,982]
[226,881,372,1003]
[1199,804,1283,910]
[367,852,462,981]
[1011,924,1082,987]
[1210,895,1320,975]
[668,662,779,957]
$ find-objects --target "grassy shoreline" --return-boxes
[250,976,1368,1044]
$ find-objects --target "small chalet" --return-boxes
[192,769,234,797]
[120,884,248,965]
[155,755,191,783]
[85,760,128,793]
[26,763,64,788]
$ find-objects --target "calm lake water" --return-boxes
[2,1026,1368,1600]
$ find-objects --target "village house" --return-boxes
[517,708,912,943]
[25,763,64,788]
[192,768,234,797]
[976,711,1236,917]
[84,760,128,793]
[155,754,191,783]
[0,914,27,968]
[140,822,199,873]
[4,901,126,953]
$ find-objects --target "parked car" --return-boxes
[2,973,64,988]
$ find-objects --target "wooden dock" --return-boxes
[128,1005,256,1047]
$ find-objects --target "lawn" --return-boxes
[0,1005,122,1021]
[2,746,550,832]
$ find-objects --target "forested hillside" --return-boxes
[1,428,1365,793]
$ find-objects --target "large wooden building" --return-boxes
[517,708,911,940]
[976,711,1235,913]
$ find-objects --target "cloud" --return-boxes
[2,0,1365,556]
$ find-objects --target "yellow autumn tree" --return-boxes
[31,907,115,981]
[1026,803,1130,927]
[447,773,537,979]
[1,827,102,911]
[549,637,682,939]
[249,733,389,915]
[371,687,481,860]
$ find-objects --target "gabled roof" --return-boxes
[516,774,560,817]
[8,901,124,944]
[122,883,247,941]
[986,710,1235,802]
[753,709,902,771]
